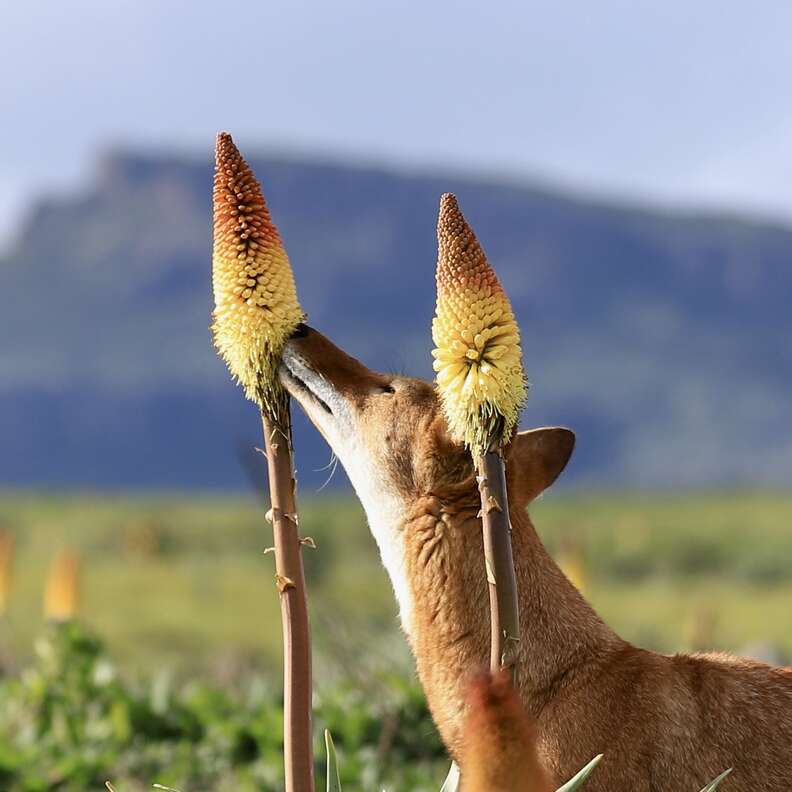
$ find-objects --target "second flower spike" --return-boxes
[431,194,528,456]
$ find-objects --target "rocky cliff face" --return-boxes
[2,150,791,489]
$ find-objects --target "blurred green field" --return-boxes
[1,489,792,682]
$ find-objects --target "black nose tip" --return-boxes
[291,322,311,339]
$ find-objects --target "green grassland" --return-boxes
[2,489,792,790]
[2,489,792,678]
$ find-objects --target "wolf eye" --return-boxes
[380,384,396,395]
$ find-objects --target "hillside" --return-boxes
[1,149,791,489]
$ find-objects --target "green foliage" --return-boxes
[2,491,792,676]
[0,493,773,789]
[0,620,737,792]
[0,623,446,792]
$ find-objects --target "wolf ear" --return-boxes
[506,427,575,505]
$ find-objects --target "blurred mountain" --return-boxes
[2,149,792,490]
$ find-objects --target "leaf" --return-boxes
[698,768,733,792]
[325,729,342,792]
[555,754,603,792]
[439,761,461,792]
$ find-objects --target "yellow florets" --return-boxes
[212,132,304,422]
[432,193,527,455]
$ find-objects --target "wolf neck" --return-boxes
[378,490,623,749]
[343,459,416,631]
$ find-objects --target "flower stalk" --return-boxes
[432,193,527,672]
[262,410,313,792]
[212,132,313,792]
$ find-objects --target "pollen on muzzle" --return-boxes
[431,193,527,455]
[211,132,304,420]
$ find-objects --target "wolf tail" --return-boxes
[460,670,554,792]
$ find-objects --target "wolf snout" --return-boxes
[280,343,308,376]
[290,322,312,339]
[281,325,314,371]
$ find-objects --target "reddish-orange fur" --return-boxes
[281,327,792,791]
[461,670,553,792]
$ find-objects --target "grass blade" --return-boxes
[698,768,732,791]
[325,729,342,792]
[439,761,461,792]
[555,755,603,792]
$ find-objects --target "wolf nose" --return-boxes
[291,322,311,339]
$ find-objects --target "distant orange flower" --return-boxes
[212,132,303,421]
[0,532,13,615]
[44,550,79,622]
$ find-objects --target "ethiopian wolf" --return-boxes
[280,324,792,791]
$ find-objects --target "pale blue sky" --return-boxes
[3,0,792,244]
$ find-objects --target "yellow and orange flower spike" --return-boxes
[212,132,304,423]
[432,194,527,456]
